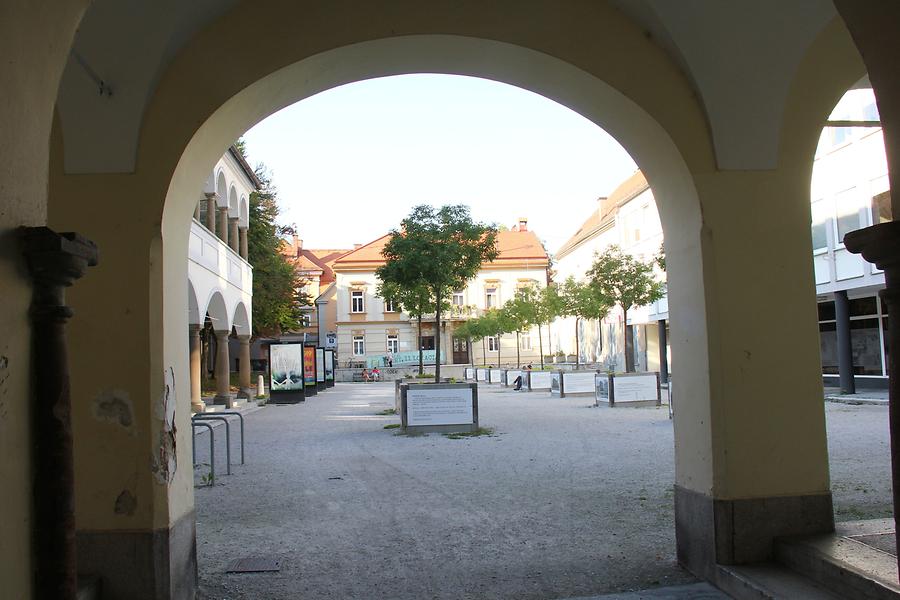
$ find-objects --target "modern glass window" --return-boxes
[873,191,892,225]
[420,336,435,350]
[851,318,882,375]
[485,287,498,309]
[487,336,498,352]
[352,335,365,355]
[384,298,396,312]
[810,199,830,251]
[387,334,399,354]
[452,290,465,306]
[835,189,861,244]
[351,290,364,313]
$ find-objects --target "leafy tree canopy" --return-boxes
[560,276,612,321]
[585,245,664,314]
[247,165,309,337]
[377,204,498,380]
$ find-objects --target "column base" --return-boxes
[239,387,255,399]
[674,485,834,580]
[213,394,233,407]
[76,510,197,600]
[190,401,205,414]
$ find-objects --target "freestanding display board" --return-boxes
[595,372,661,406]
[315,347,326,391]
[303,345,317,396]
[400,382,479,434]
[324,350,335,387]
[268,342,305,403]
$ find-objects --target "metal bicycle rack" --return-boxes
[191,421,215,485]
[192,411,246,475]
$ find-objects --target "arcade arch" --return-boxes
[17,3,889,598]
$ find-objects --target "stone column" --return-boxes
[189,324,204,413]
[217,207,228,244]
[834,290,856,394]
[845,220,900,573]
[239,227,249,260]
[657,319,669,384]
[205,193,217,231]
[193,202,200,221]
[21,226,98,600]
[228,217,239,252]
[213,329,232,407]
[238,334,253,397]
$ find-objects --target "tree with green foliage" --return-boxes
[377,280,436,374]
[378,205,498,381]
[247,166,310,337]
[560,276,613,369]
[511,284,563,370]
[586,245,665,372]
[478,308,515,367]
[499,296,531,367]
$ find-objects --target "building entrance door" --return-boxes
[453,336,470,364]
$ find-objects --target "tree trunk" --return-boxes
[538,324,544,370]
[200,323,210,384]
[469,336,474,366]
[482,338,486,365]
[434,289,442,382]
[417,314,424,375]
[575,317,580,369]
[497,332,501,368]
[516,330,521,367]
[623,306,634,373]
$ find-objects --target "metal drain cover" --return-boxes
[226,556,281,573]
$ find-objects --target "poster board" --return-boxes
[528,370,552,391]
[464,367,475,380]
[595,372,660,406]
[315,347,326,390]
[268,342,305,403]
[505,370,522,387]
[400,383,479,433]
[550,372,562,395]
[303,345,317,396]
[561,372,597,397]
[476,368,487,382]
[324,349,335,386]
[489,369,503,383]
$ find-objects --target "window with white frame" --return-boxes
[387,334,399,354]
[520,334,532,350]
[834,188,862,245]
[487,336,498,352]
[384,298,396,312]
[452,290,464,306]
[485,287,498,309]
[810,198,830,252]
[352,335,365,355]
[351,290,365,313]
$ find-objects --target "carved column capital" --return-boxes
[22,227,99,315]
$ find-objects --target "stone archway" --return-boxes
[38,4,878,597]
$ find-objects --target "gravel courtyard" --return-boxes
[193,383,891,600]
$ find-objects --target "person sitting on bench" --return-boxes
[361,368,370,382]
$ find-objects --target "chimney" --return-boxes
[597,196,610,218]
[292,233,302,257]
[354,243,363,249]
[518,217,528,232]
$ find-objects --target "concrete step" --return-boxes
[717,563,843,599]
[77,575,101,600]
[775,532,900,600]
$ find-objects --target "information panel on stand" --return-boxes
[268,342,305,403]
[406,386,475,426]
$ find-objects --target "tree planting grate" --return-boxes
[225,556,282,573]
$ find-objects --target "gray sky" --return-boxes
[242,74,638,256]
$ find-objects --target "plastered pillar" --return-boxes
[189,325,203,413]
[216,207,228,244]
[238,335,253,397]
[239,227,248,260]
[228,217,239,253]
[205,194,216,231]
[213,329,232,407]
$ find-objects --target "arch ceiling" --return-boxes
[58,0,842,174]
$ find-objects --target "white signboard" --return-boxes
[565,372,596,394]
[489,369,503,383]
[595,374,610,402]
[614,374,658,402]
[529,371,552,390]
[506,370,522,386]
[476,369,487,382]
[407,387,475,426]
[315,348,325,382]
[464,367,475,380]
